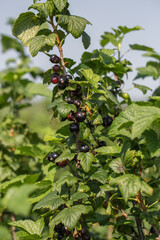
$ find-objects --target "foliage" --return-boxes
[1,0,160,239]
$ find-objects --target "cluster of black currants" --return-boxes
[50,54,72,90]
[54,223,70,240]
[47,152,67,168]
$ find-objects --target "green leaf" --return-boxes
[51,205,88,229]
[118,25,143,34]
[70,192,88,202]
[77,152,96,173]
[9,218,44,237]
[1,34,24,54]
[130,44,154,52]
[82,31,91,49]
[33,191,65,211]
[90,168,108,184]
[100,32,119,47]
[109,158,125,173]
[56,171,78,188]
[103,88,121,108]
[142,52,160,61]
[53,0,67,12]
[95,145,122,156]
[28,3,49,18]
[131,105,160,139]
[109,103,160,139]
[55,149,75,162]
[12,12,42,46]
[57,102,77,118]
[28,33,56,56]
[3,185,36,216]
[81,68,101,88]
[143,129,160,157]
[133,83,152,94]
[136,65,159,80]
[0,225,11,240]
[109,174,153,202]
[25,82,52,97]
[57,15,91,38]
[78,182,90,193]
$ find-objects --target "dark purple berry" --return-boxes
[64,74,72,82]
[69,123,79,133]
[79,144,89,153]
[75,111,86,122]
[73,99,81,108]
[47,152,59,162]
[50,54,60,64]
[98,141,106,147]
[58,75,66,85]
[65,97,73,104]
[58,83,67,90]
[56,160,67,168]
[53,64,61,72]
[103,116,113,127]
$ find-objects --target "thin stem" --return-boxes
[120,48,131,60]
[75,132,80,154]
[66,160,78,177]
[135,214,145,240]
[11,214,16,240]
[50,18,67,75]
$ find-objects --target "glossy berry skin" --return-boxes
[47,152,59,162]
[98,141,106,147]
[56,160,67,168]
[75,111,86,122]
[122,92,129,99]
[50,74,59,84]
[58,75,66,85]
[58,83,67,90]
[69,123,79,133]
[73,99,81,108]
[53,64,61,72]
[50,54,60,63]
[65,97,73,104]
[79,144,89,153]
[103,116,113,127]
[64,74,72,82]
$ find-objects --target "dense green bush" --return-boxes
[1,0,160,239]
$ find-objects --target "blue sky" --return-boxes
[0,0,160,100]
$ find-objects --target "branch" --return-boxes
[11,214,16,240]
[50,18,67,75]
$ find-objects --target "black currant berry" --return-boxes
[65,97,73,104]
[59,75,69,85]
[75,111,86,122]
[79,144,89,153]
[75,90,82,98]
[53,64,61,72]
[69,123,79,133]
[56,160,67,168]
[47,152,59,162]
[50,54,60,63]
[73,99,81,108]
[98,141,106,147]
[64,74,72,82]
[50,74,59,84]
[58,83,67,90]
[103,116,113,127]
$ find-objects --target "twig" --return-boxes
[66,160,78,177]
[11,214,16,240]
[50,18,67,75]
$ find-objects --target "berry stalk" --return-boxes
[50,17,67,75]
